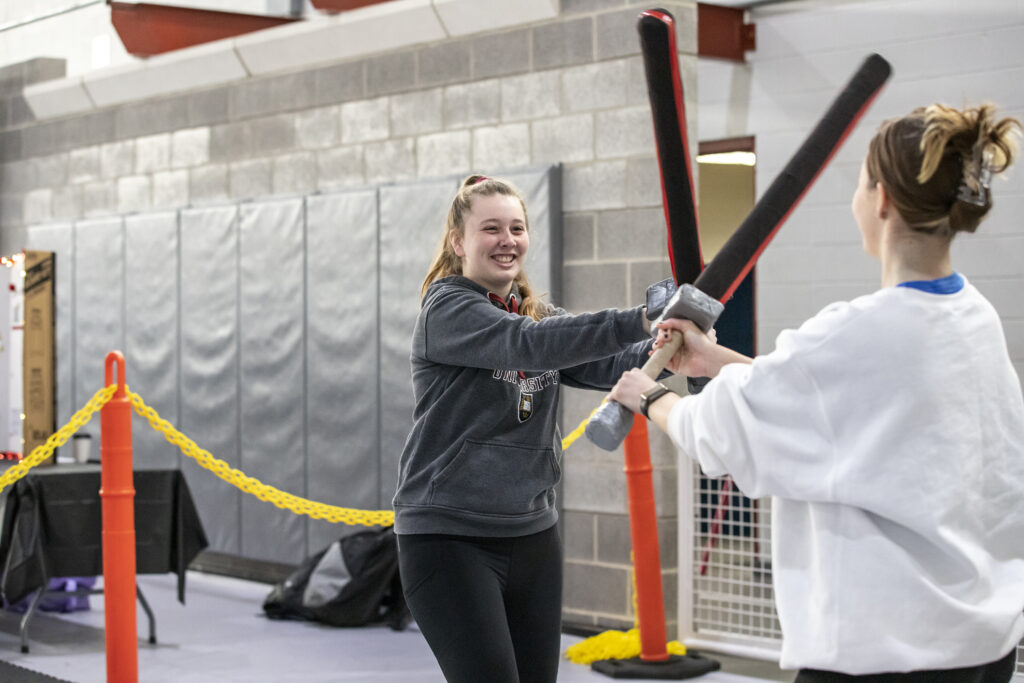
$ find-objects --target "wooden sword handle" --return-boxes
[639,330,682,379]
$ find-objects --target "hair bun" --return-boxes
[868,103,1023,235]
[946,105,1020,232]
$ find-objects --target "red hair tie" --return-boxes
[474,176,489,184]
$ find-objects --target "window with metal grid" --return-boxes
[691,470,780,644]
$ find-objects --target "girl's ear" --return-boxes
[875,182,890,220]
[449,231,465,258]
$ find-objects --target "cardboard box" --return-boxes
[23,250,56,464]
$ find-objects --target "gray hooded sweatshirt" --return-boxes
[393,275,653,538]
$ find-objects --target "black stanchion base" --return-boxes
[592,653,721,679]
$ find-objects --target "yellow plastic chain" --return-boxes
[130,390,598,527]
[5,384,678,664]
[0,384,117,496]
[1,384,677,666]
[560,403,603,451]
[3,381,680,665]
[127,391,395,527]
[564,628,687,664]
[1,384,597,526]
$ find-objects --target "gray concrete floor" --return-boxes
[0,571,793,682]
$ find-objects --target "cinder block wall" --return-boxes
[0,1,699,635]
[700,0,1024,382]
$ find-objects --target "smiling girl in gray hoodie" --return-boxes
[393,174,662,683]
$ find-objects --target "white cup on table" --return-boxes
[72,433,91,464]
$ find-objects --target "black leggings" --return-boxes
[397,526,562,683]
[795,646,1017,683]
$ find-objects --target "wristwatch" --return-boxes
[639,383,672,419]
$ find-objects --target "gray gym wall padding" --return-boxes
[125,212,180,471]
[25,165,561,564]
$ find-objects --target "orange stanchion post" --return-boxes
[594,412,716,676]
[622,412,669,662]
[100,351,138,683]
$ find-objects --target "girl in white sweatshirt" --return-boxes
[610,104,1024,681]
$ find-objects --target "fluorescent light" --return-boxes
[698,151,756,166]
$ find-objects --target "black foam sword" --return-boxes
[586,11,892,450]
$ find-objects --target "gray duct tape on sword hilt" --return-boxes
[584,284,723,452]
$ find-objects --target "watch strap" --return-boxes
[639,383,672,418]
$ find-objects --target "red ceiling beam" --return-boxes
[698,3,756,62]
[108,2,298,58]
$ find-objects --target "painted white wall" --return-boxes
[0,4,130,78]
[0,0,98,25]
[0,1,311,79]
[699,0,1024,381]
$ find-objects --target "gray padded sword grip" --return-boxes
[651,283,724,334]
[585,331,684,450]
[584,285,723,451]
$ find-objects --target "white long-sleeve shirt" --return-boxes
[666,278,1024,674]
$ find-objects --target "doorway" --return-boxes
[682,136,782,655]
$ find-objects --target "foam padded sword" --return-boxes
[636,8,708,398]
[585,49,893,451]
[640,9,703,288]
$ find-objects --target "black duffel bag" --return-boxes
[263,527,409,630]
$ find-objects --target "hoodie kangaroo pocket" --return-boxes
[429,439,560,516]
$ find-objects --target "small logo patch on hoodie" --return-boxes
[518,392,534,423]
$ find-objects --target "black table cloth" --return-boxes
[0,465,208,605]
